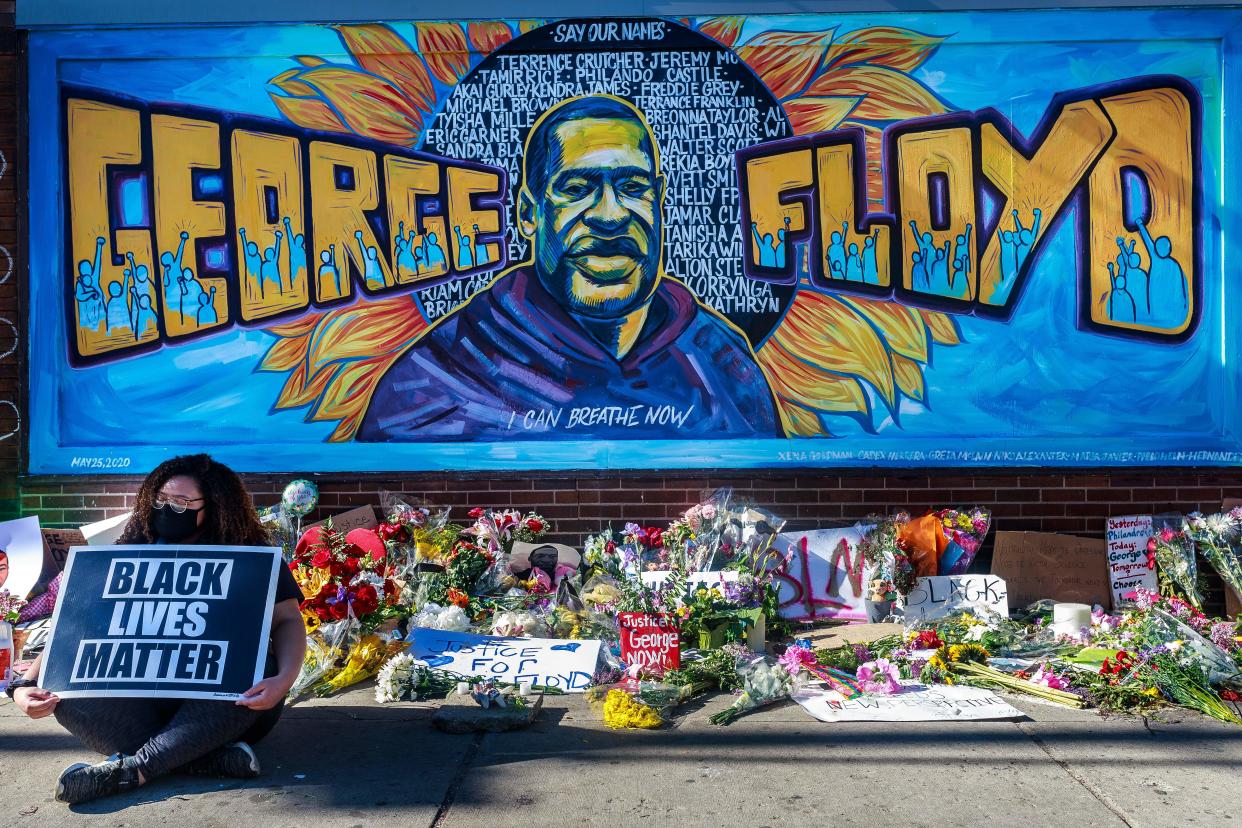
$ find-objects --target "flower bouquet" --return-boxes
[920,643,1085,707]
[709,657,799,725]
[1186,510,1242,601]
[858,513,916,604]
[374,652,459,702]
[465,507,549,555]
[1149,520,1204,609]
[936,507,992,575]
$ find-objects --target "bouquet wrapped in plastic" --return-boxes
[1150,519,1203,608]
[1186,510,1242,601]
[374,652,459,702]
[587,680,693,729]
[709,657,799,725]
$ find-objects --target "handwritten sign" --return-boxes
[1105,515,1156,607]
[305,505,379,534]
[41,527,86,581]
[793,682,1024,722]
[618,613,680,673]
[901,575,1009,621]
[405,628,600,692]
[770,526,870,622]
[991,531,1111,609]
[39,545,281,699]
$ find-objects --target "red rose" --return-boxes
[316,582,337,601]
[469,507,485,519]
[377,523,401,542]
[526,517,545,533]
[314,605,329,620]
[310,549,332,569]
[329,601,349,620]
[646,527,664,548]
[1221,689,1241,702]
[351,583,379,617]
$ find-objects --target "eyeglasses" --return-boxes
[154,494,205,514]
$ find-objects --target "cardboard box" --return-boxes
[991,531,1112,610]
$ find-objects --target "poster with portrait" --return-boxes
[0,517,48,601]
[24,10,1237,473]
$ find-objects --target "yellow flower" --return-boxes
[415,541,438,560]
[602,689,663,729]
[301,611,321,634]
[1142,687,1160,698]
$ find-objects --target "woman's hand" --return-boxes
[15,686,60,719]
[236,675,293,711]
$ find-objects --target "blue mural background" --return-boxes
[25,8,1242,472]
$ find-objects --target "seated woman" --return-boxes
[9,454,306,805]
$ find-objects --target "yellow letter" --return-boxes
[815,140,891,289]
[445,166,503,273]
[231,129,308,320]
[151,114,228,336]
[744,148,812,279]
[65,99,159,359]
[385,156,447,284]
[308,141,392,301]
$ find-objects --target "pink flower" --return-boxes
[1030,664,1071,692]
[856,659,901,695]
[778,645,817,676]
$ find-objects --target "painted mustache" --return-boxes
[568,236,644,258]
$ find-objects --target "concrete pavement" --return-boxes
[2,683,1240,827]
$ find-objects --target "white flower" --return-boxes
[411,603,471,632]
[1205,513,1237,538]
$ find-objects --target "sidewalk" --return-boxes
[2,685,1239,827]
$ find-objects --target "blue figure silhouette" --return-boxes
[827,221,847,278]
[908,221,936,289]
[424,231,447,271]
[413,243,426,274]
[125,251,157,322]
[104,281,132,336]
[76,237,106,331]
[951,223,973,292]
[196,286,219,327]
[773,216,790,267]
[130,290,157,336]
[910,250,925,289]
[283,216,306,288]
[1014,208,1042,271]
[1107,262,1136,323]
[262,230,285,296]
[861,233,879,285]
[395,221,419,277]
[931,243,950,293]
[238,227,263,292]
[163,231,191,319]
[1114,236,1148,321]
[318,244,341,297]
[1137,218,1188,329]
[845,242,863,282]
[997,222,1019,298]
[472,223,491,267]
[751,222,776,268]
[454,224,475,270]
[178,267,204,323]
[354,230,385,288]
[829,259,845,281]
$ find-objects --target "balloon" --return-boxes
[281,478,319,518]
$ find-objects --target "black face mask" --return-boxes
[152,505,204,543]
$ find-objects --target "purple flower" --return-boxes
[778,645,817,676]
[857,659,901,695]
[853,644,874,664]
[1211,622,1238,652]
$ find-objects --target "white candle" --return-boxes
[1051,602,1091,636]
[518,681,533,697]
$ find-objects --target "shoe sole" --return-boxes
[234,742,261,777]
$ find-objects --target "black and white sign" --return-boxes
[39,545,281,699]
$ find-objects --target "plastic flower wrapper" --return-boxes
[1150,519,1203,609]
[583,529,627,580]
[315,633,405,697]
[937,507,992,576]
[1135,607,1238,685]
[1185,510,1242,601]
[409,602,472,632]
[491,608,549,638]
[665,489,733,572]
[709,656,800,725]
[287,616,358,703]
[858,514,916,600]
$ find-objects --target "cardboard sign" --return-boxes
[991,531,1112,610]
[901,575,1009,621]
[80,512,131,546]
[305,505,378,534]
[793,682,1024,722]
[770,526,870,622]
[1105,515,1157,607]
[41,527,86,582]
[405,628,600,692]
[618,613,680,673]
[39,545,281,699]
[0,517,48,601]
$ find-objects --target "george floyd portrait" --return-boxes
[357,95,781,442]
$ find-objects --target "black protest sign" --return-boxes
[39,545,281,699]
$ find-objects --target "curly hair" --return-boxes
[117,454,271,546]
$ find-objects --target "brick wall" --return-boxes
[0,7,20,520]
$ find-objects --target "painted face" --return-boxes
[0,550,8,589]
[523,117,664,319]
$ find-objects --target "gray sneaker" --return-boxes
[55,758,140,804]
[179,742,260,779]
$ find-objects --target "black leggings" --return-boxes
[54,697,283,779]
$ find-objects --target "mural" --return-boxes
[25,10,1240,472]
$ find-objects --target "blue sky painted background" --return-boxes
[24,8,1242,472]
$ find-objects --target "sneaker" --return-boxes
[55,758,140,804]
[179,742,260,779]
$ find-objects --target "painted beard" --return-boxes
[539,222,662,319]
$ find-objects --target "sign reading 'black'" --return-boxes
[39,545,281,699]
